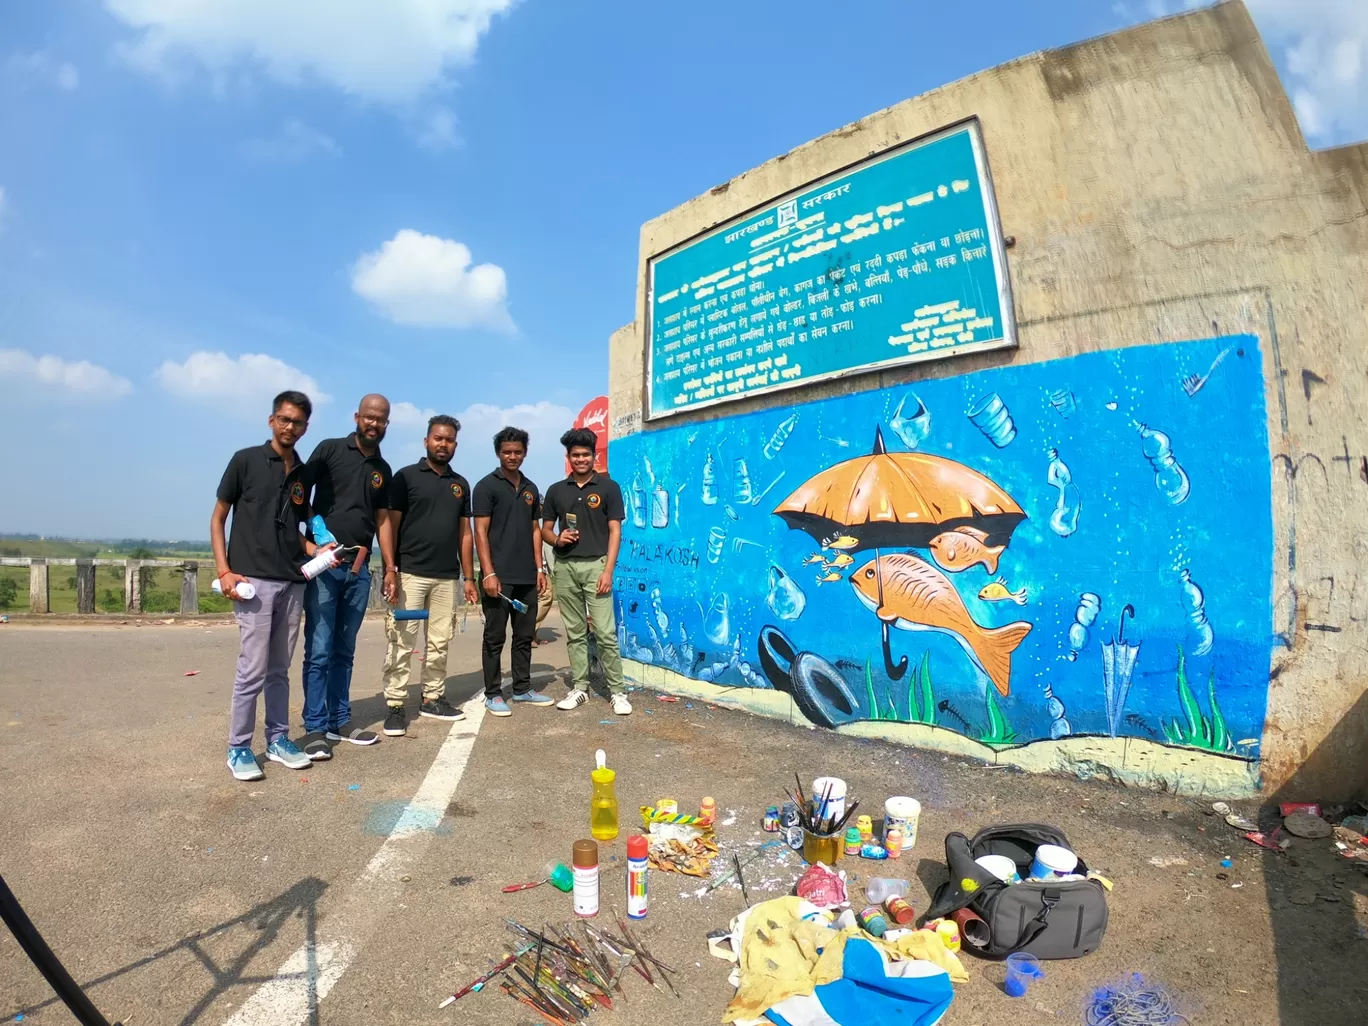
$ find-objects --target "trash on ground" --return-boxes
[1282,811,1332,838]
[1085,972,1185,1026]
[348,784,360,791]
[795,862,848,908]
[183,670,200,676]
[1280,802,1321,817]
[1224,812,1258,831]
[1244,828,1289,851]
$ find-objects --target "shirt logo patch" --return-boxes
[451,482,464,499]
[370,470,384,489]
[586,492,602,509]
[290,481,305,505]
[522,490,535,506]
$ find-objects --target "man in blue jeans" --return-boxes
[300,394,393,758]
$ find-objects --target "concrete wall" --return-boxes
[606,1,1368,799]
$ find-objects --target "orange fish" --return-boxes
[928,526,1004,575]
[849,553,1031,697]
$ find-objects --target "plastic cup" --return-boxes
[883,797,921,849]
[1029,844,1078,880]
[975,854,1021,883]
[1004,952,1043,997]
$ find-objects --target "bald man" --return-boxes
[299,394,394,756]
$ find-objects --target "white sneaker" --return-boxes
[556,688,589,711]
[611,694,633,716]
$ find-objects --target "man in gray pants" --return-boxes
[211,390,329,781]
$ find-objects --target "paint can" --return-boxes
[884,827,904,859]
[885,895,915,926]
[780,802,800,829]
[844,827,863,855]
[935,919,961,953]
[655,799,678,816]
[883,797,921,850]
[1029,844,1078,880]
[856,815,874,843]
[976,854,1021,883]
[626,835,648,920]
[811,776,847,824]
[763,806,780,832]
[857,906,888,938]
[572,839,600,918]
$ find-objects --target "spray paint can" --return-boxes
[211,578,256,601]
[301,547,342,581]
[857,906,888,938]
[572,839,600,918]
[626,835,648,920]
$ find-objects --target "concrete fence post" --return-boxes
[180,562,199,616]
[29,559,49,614]
[368,571,387,611]
[75,560,96,614]
[125,559,144,614]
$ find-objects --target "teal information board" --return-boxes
[646,121,1015,419]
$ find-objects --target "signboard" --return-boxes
[645,120,1014,419]
[565,396,610,476]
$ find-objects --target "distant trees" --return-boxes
[0,577,16,608]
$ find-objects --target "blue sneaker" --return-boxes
[227,746,264,781]
[485,695,512,717]
[266,737,311,770]
[511,690,554,706]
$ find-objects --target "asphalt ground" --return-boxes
[2,616,1365,1026]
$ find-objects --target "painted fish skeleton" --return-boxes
[850,552,1032,697]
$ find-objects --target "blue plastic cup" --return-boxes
[1004,952,1043,997]
[967,392,1018,448]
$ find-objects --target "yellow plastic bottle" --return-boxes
[590,748,619,841]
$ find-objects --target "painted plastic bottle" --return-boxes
[626,834,649,919]
[590,749,619,842]
[572,839,600,918]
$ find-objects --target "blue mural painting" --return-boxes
[610,336,1273,765]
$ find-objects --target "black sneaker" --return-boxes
[383,705,408,736]
[419,697,466,721]
[301,731,333,761]
[326,723,380,746]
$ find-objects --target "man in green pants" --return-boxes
[542,428,629,715]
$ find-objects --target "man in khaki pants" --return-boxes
[376,415,477,734]
[542,428,629,715]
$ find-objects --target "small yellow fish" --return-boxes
[824,553,854,569]
[816,570,843,584]
[803,553,826,566]
[826,535,860,550]
[978,578,1028,605]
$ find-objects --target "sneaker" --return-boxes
[556,688,589,711]
[420,697,466,721]
[326,724,380,746]
[227,746,264,781]
[511,690,554,706]
[301,731,333,761]
[611,694,633,717]
[484,695,512,717]
[383,705,408,736]
[266,737,311,770]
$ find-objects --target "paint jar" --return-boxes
[976,854,1022,884]
[810,777,847,826]
[885,895,915,925]
[1004,953,1044,997]
[967,391,1017,448]
[857,906,888,938]
[655,799,678,816]
[801,829,842,866]
[856,815,874,843]
[844,827,863,855]
[779,802,800,829]
[935,919,961,953]
[699,797,716,827]
[572,839,599,918]
[1029,844,1078,880]
[885,827,904,859]
[763,807,780,832]
[626,835,648,920]
[883,797,921,850]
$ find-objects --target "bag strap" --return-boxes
[997,887,1062,955]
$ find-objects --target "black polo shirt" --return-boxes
[472,468,542,586]
[306,434,392,549]
[216,442,311,582]
[543,473,625,560]
[389,460,472,579]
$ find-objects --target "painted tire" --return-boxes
[790,651,859,728]
[757,625,797,692]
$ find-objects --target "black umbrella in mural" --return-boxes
[772,427,1027,680]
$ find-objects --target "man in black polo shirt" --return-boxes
[300,393,392,756]
[542,428,630,716]
[472,426,550,716]
[376,414,478,734]
[211,390,326,782]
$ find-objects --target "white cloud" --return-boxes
[351,229,514,332]
[105,0,514,104]
[155,351,330,408]
[0,185,6,226]
[7,51,80,91]
[242,118,339,162]
[385,398,573,485]
[389,400,437,429]
[0,348,132,396]
[417,106,460,151]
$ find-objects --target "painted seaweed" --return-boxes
[980,687,1018,746]
[905,651,938,725]
[1163,645,1232,752]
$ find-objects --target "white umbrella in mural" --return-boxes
[1101,604,1139,737]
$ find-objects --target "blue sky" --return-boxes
[0,0,1361,540]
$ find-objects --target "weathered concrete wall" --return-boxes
[607,1,1368,799]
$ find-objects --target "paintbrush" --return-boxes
[616,914,679,997]
[733,852,750,904]
[438,945,530,1008]
[832,799,860,834]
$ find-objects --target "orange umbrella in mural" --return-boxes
[773,427,1029,681]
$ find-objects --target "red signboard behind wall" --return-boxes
[565,396,610,477]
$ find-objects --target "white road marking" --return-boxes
[222,695,486,1025]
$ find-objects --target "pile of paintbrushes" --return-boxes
[439,913,678,1022]
[785,772,860,836]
